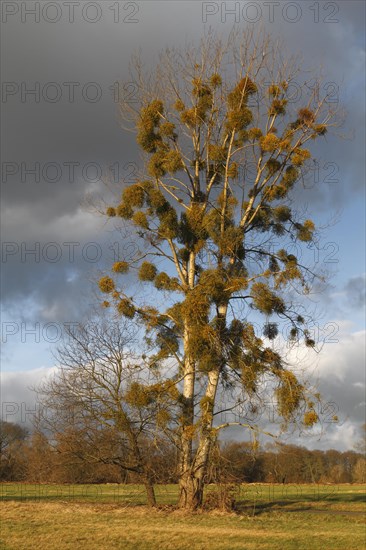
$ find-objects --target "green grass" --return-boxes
[0,484,365,550]
[1,482,365,509]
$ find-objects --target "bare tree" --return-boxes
[0,421,28,480]
[35,318,176,507]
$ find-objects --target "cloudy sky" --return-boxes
[1,1,365,451]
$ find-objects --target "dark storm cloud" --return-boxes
[1,0,365,325]
[312,273,366,320]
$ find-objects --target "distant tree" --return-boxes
[99,28,341,509]
[259,443,303,483]
[354,423,366,454]
[352,457,366,483]
[303,449,325,483]
[217,441,262,483]
[35,426,124,483]
[0,421,28,480]
[341,450,362,483]
[24,431,55,483]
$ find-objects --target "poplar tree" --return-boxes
[100,29,340,509]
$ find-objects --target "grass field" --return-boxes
[0,484,365,549]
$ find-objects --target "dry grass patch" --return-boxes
[0,502,278,550]
[1,501,365,550]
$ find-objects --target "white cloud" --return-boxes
[315,329,365,382]
[1,328,364,450]
[284,329,366,424]
[1,367,57,427]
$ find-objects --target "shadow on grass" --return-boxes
[236,499,305,516]
[0,495,148,506]
[321,494,366,503]
[236,499,366,517]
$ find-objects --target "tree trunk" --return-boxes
[122,429,157,508]
[178,267,224,510]
[179,366,221,509]
[178,470,204,510]
[178,320,196,508]
[144,478,157,507]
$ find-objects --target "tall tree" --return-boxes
[100,29,340,509]
[0,421,28,480]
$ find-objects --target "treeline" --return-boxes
[1,421,365,484]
